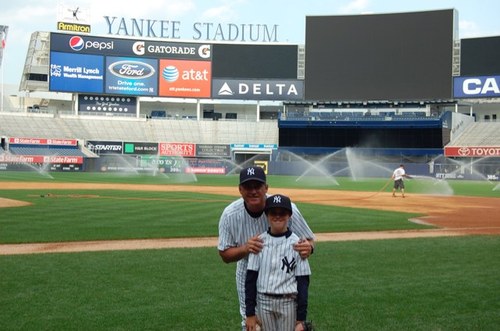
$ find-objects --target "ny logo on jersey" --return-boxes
[281,256,296,273]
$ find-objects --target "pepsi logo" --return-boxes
[69,36,84,51]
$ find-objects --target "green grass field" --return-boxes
[1,171,499,330]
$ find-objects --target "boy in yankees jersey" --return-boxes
[218,167,315,331]
[245,194,311,331]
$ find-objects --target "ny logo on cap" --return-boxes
[273,195,282,204]
[247,168,256,176]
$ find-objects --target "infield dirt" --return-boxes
[1,182,499,255]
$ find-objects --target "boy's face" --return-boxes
[266,207,291,234]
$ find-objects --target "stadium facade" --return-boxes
[0,9,499,179]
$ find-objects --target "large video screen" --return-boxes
[460,36,500,76]
[304,9,455,101]
[212,44,298,79]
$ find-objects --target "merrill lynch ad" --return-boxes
[50,52,104,93]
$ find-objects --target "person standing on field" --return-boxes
[218,166,315,331]
[392,164,408,198]
[245,194,311,331]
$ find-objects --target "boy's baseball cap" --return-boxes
[265,194,293,215]
[239,166,266,184]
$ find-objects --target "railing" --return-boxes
[282,111,435,121]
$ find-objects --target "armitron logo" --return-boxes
[458,147,471,156]
[69,36,84,51]
[108,61,155,79]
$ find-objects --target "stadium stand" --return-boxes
[0,113,278,145]
[9,146,87,157]
[447,122,500,146]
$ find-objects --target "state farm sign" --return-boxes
[444,146,500,157]
[0,154,83,164]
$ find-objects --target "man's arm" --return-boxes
[294,239,315,259]
[219,235,264,263]
[289,205,315,259]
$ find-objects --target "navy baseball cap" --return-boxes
[265,194,293,215]
[240,166,266,184]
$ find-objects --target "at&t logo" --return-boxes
[162,66,179,82]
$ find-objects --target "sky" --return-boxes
[1,0,499,85]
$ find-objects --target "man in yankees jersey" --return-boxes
[218,167,315,330]
[245,194,311,331]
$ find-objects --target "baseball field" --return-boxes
[1,172,499,330]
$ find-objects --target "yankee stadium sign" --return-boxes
[103,16,279,42]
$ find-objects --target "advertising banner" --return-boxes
[50,32,211,60]
[230,143,278,149]
[0,154,83,164]
[444,146,500,157]
[139,155,186,173]
[105,56,158,96]
[139,156,227,174]
[78,95,137,115]
[124,142,159,155]
[453,75,500,98]
[8,137,78,146]
[50,33,135,56]
[212,79,304,100]
[158,59,211,98]
[195,144,230,157]
[86,140,123,154]
[159,142,196,157]
[140,41,211,60]
[50,52,104,93]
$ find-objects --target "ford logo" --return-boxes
[108,61,155,79]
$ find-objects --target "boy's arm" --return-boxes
[296,275,310,321]
[245,270,259,317]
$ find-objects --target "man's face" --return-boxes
[239,180,268,211]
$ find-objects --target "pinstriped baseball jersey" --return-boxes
[247,231,311,294]
[217,197,314,326]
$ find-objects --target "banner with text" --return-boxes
[8,137,78,146]
[453,75,500,99]
[212,79,303,100]
[444,146,500,157]
[159,142,196,157]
